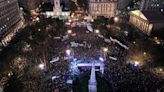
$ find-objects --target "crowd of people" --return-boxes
[43,21,164,92]
[3,17,163,92]
[104,51,164,92]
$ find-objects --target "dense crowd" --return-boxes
[104,54,164,92]
[42,23,164,92]
[3,19,163,92]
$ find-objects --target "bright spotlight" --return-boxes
[114,17,119,22]
[36,17,40,21]
[95,29,100,34]
[159,68,163,72]
[38,29,41,31]
[68,19,72,22]
[39,63,45,70]
[66,49,71,55]
[133,41,136,44]
[67,30,72,34]
[91,19,94,22]
[20,7,23,10]
[134,61,139,66]
[103,48,108,52]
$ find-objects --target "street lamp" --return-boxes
[114,17,119,23]
[68,19,72,22]
[36,17,40,21]
[38,29,41,31]
[103,47,108,52]
[133,41,136,44]
[101,47,108,61]
[143,52,147,55]
[67,30,72,34]
[66,49,71,55]
[134,61,139,66]
[91,19,94,22]
[38,63,45,70]
[20,7,23,11]
[95,29,100,34]
[159,68,163,72]
[66,49,75,61]
[127,6,130,10]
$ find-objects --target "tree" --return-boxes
[3,73,24,92]
[109,17,114,25]
[77,0,89,11]
[68,0,77,12]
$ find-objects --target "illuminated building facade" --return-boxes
[0,0,24,46]
[44,0,70,19]
[129,10,164,35]
[53,0,62,15]
[89,0,117,18]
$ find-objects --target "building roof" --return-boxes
[131,10,164,23]
[131,10,147,20]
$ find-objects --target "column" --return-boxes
[88,64,97,92]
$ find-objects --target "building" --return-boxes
[18,0,42,14]
[140,0,164,11]
[129,10,164,35]
[89,0,117,18]
[44,0,70,19]
[0,0,24,46]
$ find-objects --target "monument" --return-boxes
[88,64,97,92]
